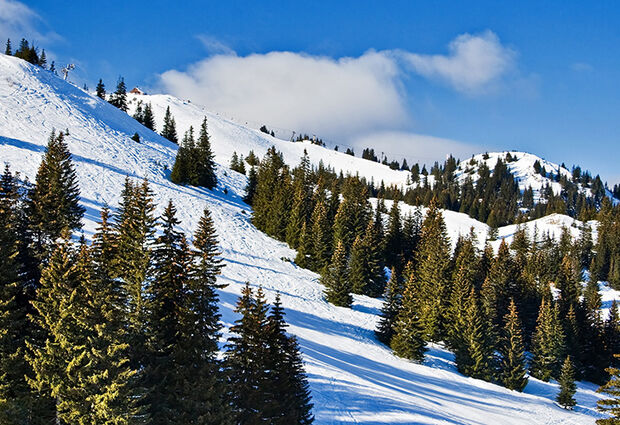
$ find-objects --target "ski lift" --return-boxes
[61,64,75,81]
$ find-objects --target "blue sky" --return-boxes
[3,1,620,184]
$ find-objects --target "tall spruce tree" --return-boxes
[264,294,314,424]
[499,299,528,391]
[95,79,106,99]
[142,103,156,131]
[108,77,128,111]
[375,268,402,346]
[530,298,565,381]
[321,241,352,307]
[224,284,270,423]
[447,264,475,361]
[28,131,85,260]
[310,198,332,273]
[194,117,217,189]
[144,200,192,425]
[556,356,577,409]
[161,106,178,144]
[4,38,11,55]
[390,270,427,362]
[415,200,451,341]
[170,127,195,184]
[459,288,495,381]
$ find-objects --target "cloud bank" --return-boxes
[399,31,515,94]
[158,31,514,163]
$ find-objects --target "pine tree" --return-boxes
[112,178,156,384]
[307,198,331,273]
[170,127,194,184]
[264,295,314,424]
[384,199,403,270]
[530,299,565,381]
[0,166,41,424]
[375,268,401,345]
[481,240,518,332]
[161,106,178,144]
[26,232,87,424]
[321,241,352,307]
[390,271,427,362]
[244,165,258,205]
[415,200,451,341]
[499,299,528,391]
[597,355,620,424]
[38,50,47,69]
[142,103,156,131]
[28,131,85,260]
[447,264,474,359]
[286,154,311,249]
[556,356,577,409]
[224,284,270,424]
[194,117,217,189]
[144,200,191,425]
[4,39,11,55]
[459,288,495,381]
[109,77,128,111]
[95,79,105,99]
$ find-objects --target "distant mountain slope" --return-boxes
[0,54,607,423]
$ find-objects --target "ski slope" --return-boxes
[0,53,610,424]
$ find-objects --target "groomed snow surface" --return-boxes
[0,54,613,424]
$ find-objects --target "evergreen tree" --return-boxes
[144,200,191,425]
[597,355,620,424]
[244,165,258,205]
[109,77,128,111]
[375,268,401,345]
[447,264,474,361]
[38,50,47,69]
[224,284,270,424]
[481,240,518,332]
[556,356,577,409]
[310,199,332,273]
[285,153,311,249]
[530,299,565,381]
[26,232,88,424]
[194,117,217,189]
[264,295,314,424]
[4,38,11,55]
[161,106,178,144]
[499,300,528,391]
[415,200,451,341]
[95,79,105,99]
[142,103,156,131]
[170,127,194,184]
[390,271,427,362]
[28,131,85,260]
[459,288,495,381]
[321,241,352,307]
[384,199,403,270]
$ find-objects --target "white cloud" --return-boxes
[399,30,516,94]
[158,50,409,140]
[0,0,58,45]
[350,130,483,165]
[195,35,234,55]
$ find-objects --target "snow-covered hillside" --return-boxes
[125,92,412,188]
[0,54,610,423]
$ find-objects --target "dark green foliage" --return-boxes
[28,131,85,258]
[499,300,528,391]
[597,355,620,424]
[481,240,518,332]
[286,152,312,249]
[321,241,352,307]
[375,268,401,345]
[244,165,258,205]
[384,199,403,270]
[108,77,128,111]
[95,79,105,99]
[230,151,247,174]
[161,106,178,144]
[530,299,565,381]
[556,356,577,409]
[131,132,140,143]
[415,200,451,342]
[4,38,11,55]
[332,178,371,255]
[170,127,195,185]
[225,286,313,424]
[194,117,217,189]
[390,271,427,362]
[142,103,156,131]
[458,288,495,381]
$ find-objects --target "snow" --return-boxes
[0,53,612,423]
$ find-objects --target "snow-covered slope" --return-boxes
[126,92,412,188]
[0,54,609,423]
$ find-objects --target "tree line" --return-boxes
[0,131,313,424]
[244,146,620,416]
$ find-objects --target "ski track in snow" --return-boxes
[0,54,613,424]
